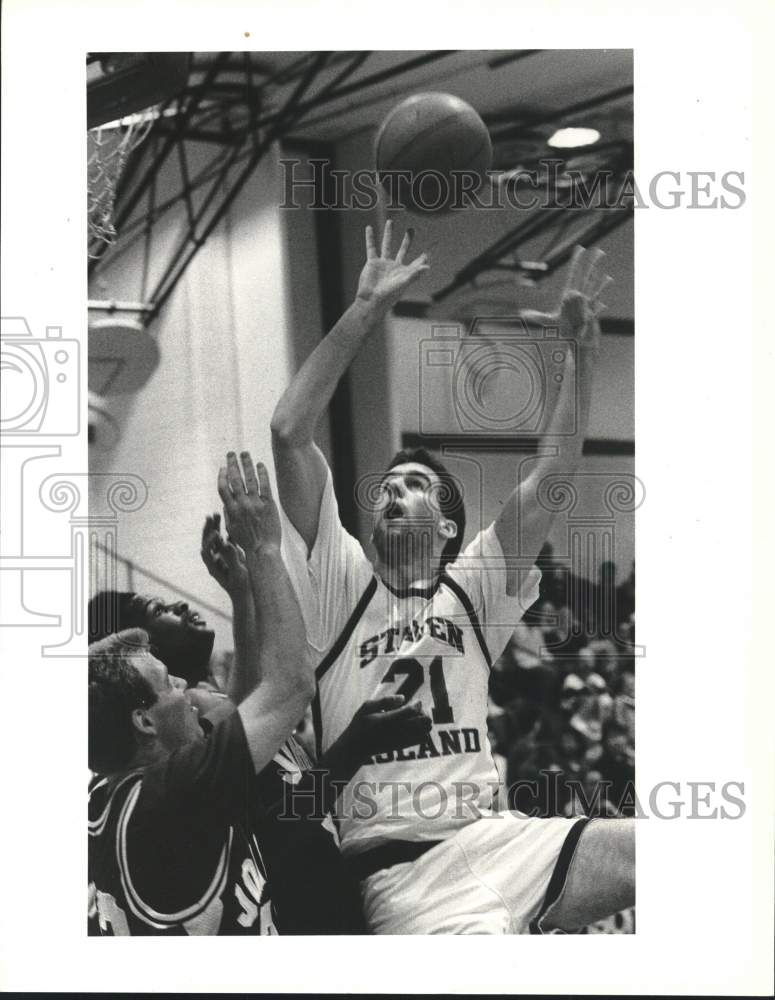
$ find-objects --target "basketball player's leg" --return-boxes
[541,817,635,931]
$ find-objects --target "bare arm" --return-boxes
[201,513,258,704]
[217,451,315,773]
[271,221,429,551]
[494,247,611,592]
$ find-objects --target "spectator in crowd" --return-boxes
[617,562,636,626]
[489,554,635,828]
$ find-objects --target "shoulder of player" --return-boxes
[306,466,371,569]
[449,521,503,566]
[138,711,251,812]
[88,770,144,835]
[118,725,250,859]
[339,526,374,579]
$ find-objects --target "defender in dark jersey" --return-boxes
[89,451,430,935]
[88,452,309,935]
[198,499,432,933]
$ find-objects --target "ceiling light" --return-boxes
[547,127,601,149]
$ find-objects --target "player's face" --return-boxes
[136,649,204,752]
[374,463,444,528]
[371,462,447,564]
[132,593,215,681]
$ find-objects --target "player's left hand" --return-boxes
[345,695,432,760]
[355,220,430,310]
[520,245,611,351]
[200,512,249,598]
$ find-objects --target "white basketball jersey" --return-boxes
[281,470,540,856]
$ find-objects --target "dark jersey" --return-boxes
[253,735,366,935]
[88,711,276,935]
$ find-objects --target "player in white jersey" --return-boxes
[281,456,541,854]
[272,222,634,933]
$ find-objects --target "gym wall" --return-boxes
[89,142,301,651]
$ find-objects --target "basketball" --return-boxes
[375,92,492,214]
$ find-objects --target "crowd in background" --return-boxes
[488,544,636,822]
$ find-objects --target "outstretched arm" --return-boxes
[271,221,429,551]
[217,451,315,773]
[494,247,611,593]
[200,512,259,704]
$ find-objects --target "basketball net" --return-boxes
[87,111,155,256]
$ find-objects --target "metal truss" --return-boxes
[88,50,460,321]
[89,52,633,323]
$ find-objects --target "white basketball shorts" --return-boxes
[361,812,589,934]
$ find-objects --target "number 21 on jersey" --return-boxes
[380,656,454,724]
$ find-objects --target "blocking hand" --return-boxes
[345,695,432,760]
[217,451,282,554]
[355,220,430,309]
[200,512,248,598]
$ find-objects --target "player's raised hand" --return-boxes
[558,245,610,344]
[356,220,430,309]
[346,694,433,760]
[200,512,248,597]
[520,245,611,351]
[217,451,282,554]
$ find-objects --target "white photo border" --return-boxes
[1,1,773,994]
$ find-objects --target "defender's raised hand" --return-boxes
[200,512,248,597]
[356,220,430,309]
[217,451,282,554]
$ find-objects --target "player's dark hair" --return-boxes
[88,629,157,774]
[386,447,465,567]
[88,590,143,644]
